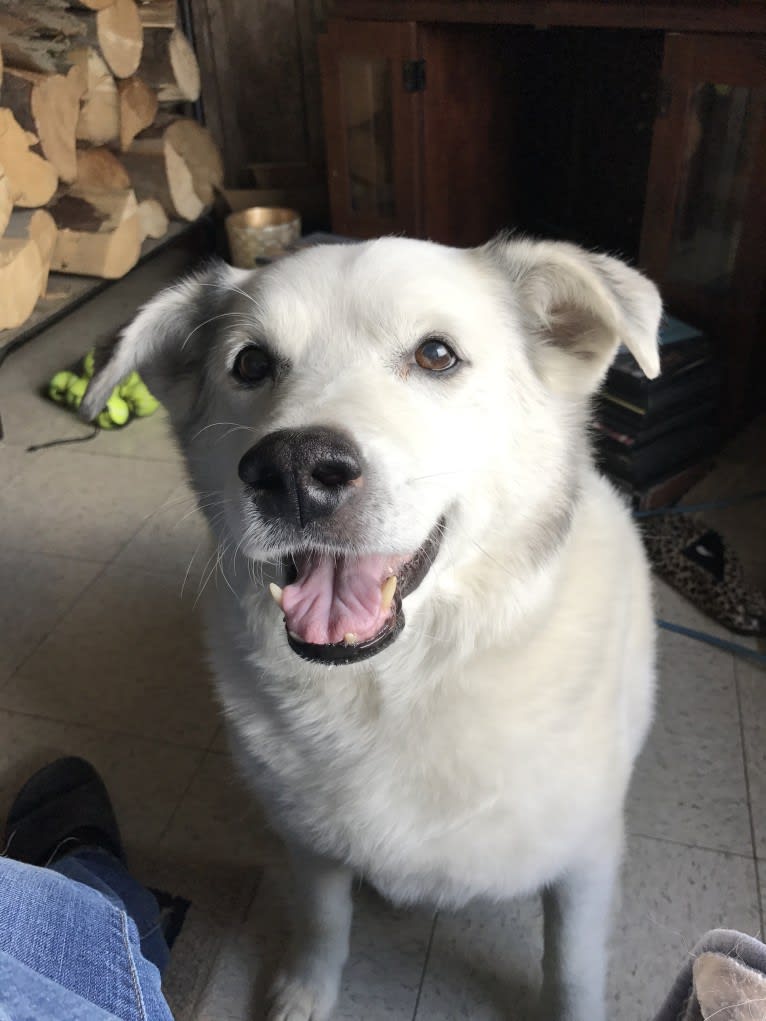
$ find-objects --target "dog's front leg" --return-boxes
[267,845,353,1021]
[539,842,620,1021]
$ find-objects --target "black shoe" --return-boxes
[3,757,125,867]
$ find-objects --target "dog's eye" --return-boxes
[233,345,272,385]
[414,337,459,373]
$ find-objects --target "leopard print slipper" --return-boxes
[641,514,766,637]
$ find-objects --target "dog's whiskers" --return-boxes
[211,539,235,601]
[180,515,221,600]
[406,468,485,484]
[217,541,238,599]
[232,525,255,577]
[193,539,227,609]
[180,311,260,352]
[196,278,265,313]
[402,624,453,645]
[177,496,229,527]
[446,519,522,581]
[704,998,766,1020]
[191,420,258,443]
[138,488,220,523]
[222,281,265,311]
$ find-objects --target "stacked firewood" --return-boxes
[0,0,223,329]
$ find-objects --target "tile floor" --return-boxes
[1,266,765,1020]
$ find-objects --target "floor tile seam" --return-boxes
[2,506,219,746]
[411,910,439,1021]
[106,472,208,574]
[0,546,109,567]
[733,655,766,936]
[153,748,212,848]
[1,557,113,693]
[2,435,180,465]
[627,828,755,861]
[0,703,215,753]
[3,482,192,685]
[56,445,180,464]
[0,546,207,586]
[2,456,186,569]
[5,445,180,470]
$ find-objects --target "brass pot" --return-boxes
[225,207,301,268]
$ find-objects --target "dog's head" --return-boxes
[83,236,660,665]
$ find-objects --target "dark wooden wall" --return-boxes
[189,0,329,221]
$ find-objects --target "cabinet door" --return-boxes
[640,34,766,423]
[319,20,422,238]
[420,24,517,247]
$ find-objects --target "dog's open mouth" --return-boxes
[269,519,445,665]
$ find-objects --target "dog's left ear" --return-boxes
[80,260,249,424]
[485,237,662,396]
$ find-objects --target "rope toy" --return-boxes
[47,350,159,429]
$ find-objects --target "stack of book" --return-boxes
[594,315,720,509]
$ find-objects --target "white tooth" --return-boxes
[268,582,283,609]
[380,575,397,613]
[343,632,358,646]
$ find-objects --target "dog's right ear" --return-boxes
[80,260,249,424]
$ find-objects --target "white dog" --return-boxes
[83,235,661,1021]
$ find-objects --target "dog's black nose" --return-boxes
[238,427,363,527]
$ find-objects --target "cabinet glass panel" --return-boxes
[339,56,395,217]
[666,83,766,297]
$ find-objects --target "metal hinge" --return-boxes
[403,59,426,93]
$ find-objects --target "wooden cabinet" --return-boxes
[640,33,766,424]
[319,11,766,427]
[319,19,515,246]
[319,20,422,238]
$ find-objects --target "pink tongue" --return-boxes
[282,553,401,646]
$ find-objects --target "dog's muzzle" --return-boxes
[239,428,445,666]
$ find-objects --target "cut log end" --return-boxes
[0,238,44,329]
[49,186,142,279]
[137,197,168,239]
[0,166,12,236]
[71,47,120,146]
[97,0,144,79]
[29,209,58,295]
[140,26,200,102]
[163,140,203,220]
[122,132,206,222]
[164,118,223,206]
[118,75,157,150]
[168,28,200,102]
[76,147,131,190]
[0,109,58,207]
[31,68,86,183]
[5,209,60,297]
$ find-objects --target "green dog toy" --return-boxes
[47,350,160,429]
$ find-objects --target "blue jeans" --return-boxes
[0,850,174,1021]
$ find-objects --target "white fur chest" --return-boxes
[207,529,648,909]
